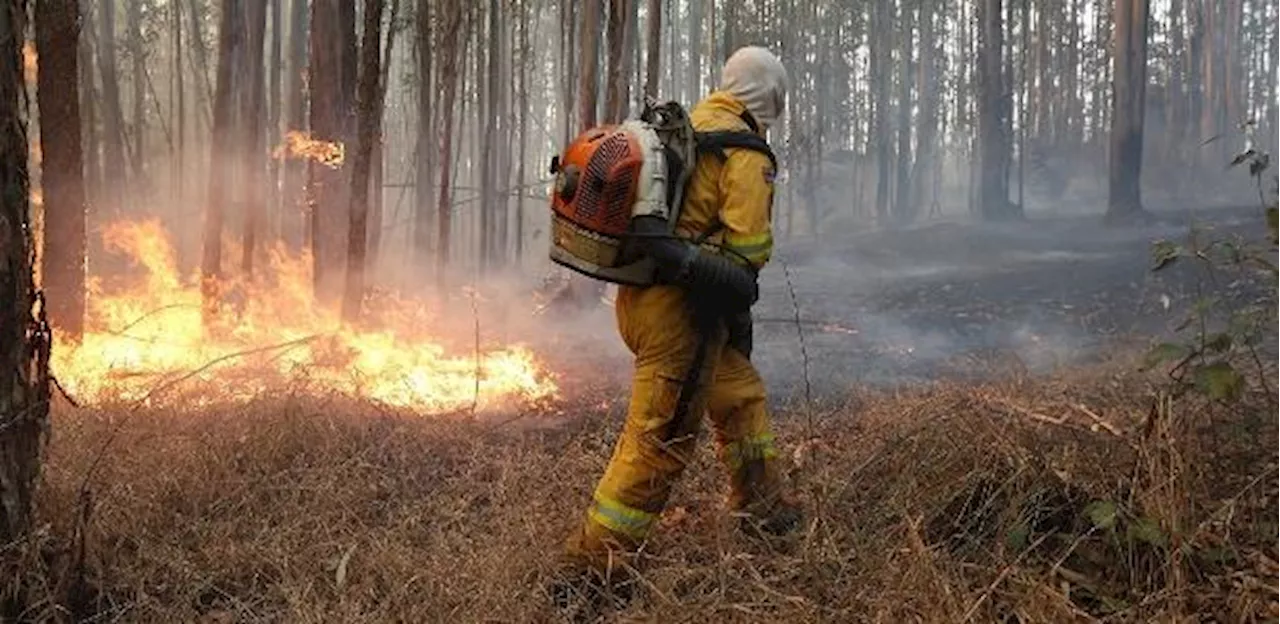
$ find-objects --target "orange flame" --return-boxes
[273,130,345,168]
[51,220,558,413]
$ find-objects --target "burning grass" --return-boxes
[11,359,1276,622]
[52,220,558,413]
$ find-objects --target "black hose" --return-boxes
[628,216,759,313]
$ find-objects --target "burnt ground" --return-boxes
[526,203,1273,410]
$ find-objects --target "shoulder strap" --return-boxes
[693,130,778,171]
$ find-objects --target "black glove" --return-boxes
[630,216,758,314]
[725,309,754,358]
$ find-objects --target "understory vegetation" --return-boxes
[6,351,1274,622]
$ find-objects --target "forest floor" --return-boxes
[14,203,1279,622]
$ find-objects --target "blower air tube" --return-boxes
[630,216,759,313]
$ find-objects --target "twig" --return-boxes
[74,333,326,516]
[468,286,481,417]
[1074,403,1124,437]
[962,532,1053,622]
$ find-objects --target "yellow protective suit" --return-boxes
[563,89,792,574]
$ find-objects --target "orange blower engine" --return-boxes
[548,101,698,286]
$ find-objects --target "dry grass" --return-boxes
[5,359,1277,623]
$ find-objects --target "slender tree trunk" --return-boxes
[1106,0,1150,222]
[413,0,432,264]
[604,0,628,122]
[644,0,661,99]
[97,2,127,217]
[871,0,891,223]
[977,0,1014,220]
[187,0,214,127]
[203,0,241,322]
[515,0,529,262]
[893,0,915,223]
[126,0,145,182]
[78,0,98,205]
[478,0,498,272]
[240,0,267,277]
[283,0,307,249]
[36,0,87,339]
[343,0,386,321]
[435,0,461,287]
[268,0,283,240]
[578,0,601,130]
[687,0,701,102]
[0,0,52,546]
[307,0,357,302]
[911,0,939,219]
[559,0,576,146]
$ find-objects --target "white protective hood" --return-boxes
[717,46,788,132]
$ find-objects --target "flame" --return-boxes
[51,220,559,413]
[273,130,345,168]
[22,40,36,85]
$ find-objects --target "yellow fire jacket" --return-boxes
[674,90,777,270]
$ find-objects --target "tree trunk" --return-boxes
[1106,0,1150,222]
[977,0,1014,220]
[604,0,628,122]
[559,0,576,146]
[479,0,498,272]
[893,0,915,223]
[515,0,529,262]
[687,0,701,102]
[644,0,661,99]
[435,0,461,287]
[0,0,52,546]
[267,0,283,240]
[342,0,385,322]
[240,0,267,277]
[36,0,87,339]
[307,0,357,302]
[413,0,432,265]
[97,2,127,217]
[283,0,307,249]
[126,0,149,187]
[911,0,939,219]
[871,0,891,223]
[578,0,601,130]
[78,0,98,204]
[202,0,240,321]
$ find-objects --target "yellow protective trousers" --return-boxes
[564,283,785,571]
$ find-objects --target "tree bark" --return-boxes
[126,0,145,183]
[977,0,1015,220]
[578,0,601,130]
[202,0,240,321]
[1106,0,1150,222]
[307,0,357,302]
[644,0,661,99]
[893,0,915,223]
[36,0,87,339]
[413,0,432,265]
[240,0,267,277]
[686,0,701,102]
[434,0,461,287]
[97,2,127,217]
[342,0,385,322]
[282,0,307,249]
[0,0,52,546]
[604,0,628,122]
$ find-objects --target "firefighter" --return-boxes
[551,46,802,611]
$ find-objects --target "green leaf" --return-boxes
[1085,500,1119,530]
[1193,362,1244,401]
[1142,342,1190,370]
[1150,240,1181,271]
[1127,517,1168,548]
